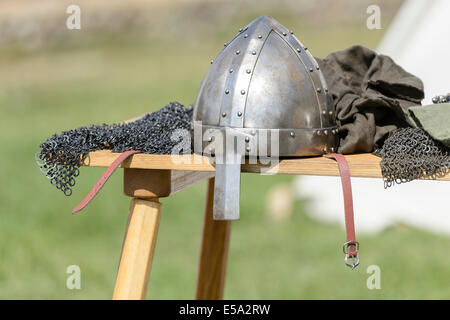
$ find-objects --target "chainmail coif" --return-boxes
[36,102,193,196]
[374,127,450,188]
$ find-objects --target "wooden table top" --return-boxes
[82,150,450,180]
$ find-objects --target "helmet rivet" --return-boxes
[290,30,294,34]
[207,137,212,142]
[316,130,322,136]
[246,146,251,152]
[210,60,214,64]
[282,32,287,36]
[296,48,301,53]
[245,136,250,142]
[325,88,329,92]
[304,46,308,50]
[252,51,257,55]
[322,110,327,115]
[322,147,327,153]
[251,129,256,135]
[258,35,262,39]
[324,130,328,135]
[246,69,251,74]
[239,28,243,32]
[229,69,233,73]
[225,89,230,94]
[290,132,295,137]
[222,112,227,117]
[236,50,240,55]
[241,90,246,95]
[224,43,228,47]
[329,111,333,116]
[316,66,320,70]
[309,68,314,72]
[317,88,322,93]
[237,111,243,117]
[244,34,248,38]
[330,147,335,152]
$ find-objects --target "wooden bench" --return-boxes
[81,151,450,299]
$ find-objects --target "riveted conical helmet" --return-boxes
[193,15,338,158]
[192,15,338,220]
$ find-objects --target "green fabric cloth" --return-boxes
[408,103,450,148]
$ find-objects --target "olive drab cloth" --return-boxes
[316,45,424,154]
[408,103,450,148]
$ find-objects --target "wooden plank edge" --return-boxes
[81,150,450,181]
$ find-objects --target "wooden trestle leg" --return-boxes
[113,168,214,299]
[196,178,232,300]
[113,197,161,299]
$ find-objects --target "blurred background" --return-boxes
[1,0,449,299]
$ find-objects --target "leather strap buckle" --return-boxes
[344,253,360,270]
[325,153,360,269]
[342,240,359,254]
[343,241,360,269]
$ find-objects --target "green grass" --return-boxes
[0,15,449,299]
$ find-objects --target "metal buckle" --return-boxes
[343,241,360,270]
[344,253,360,270]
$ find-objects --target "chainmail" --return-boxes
[374,94,450,188]
[36,102,193,196]
[432,93,450,104]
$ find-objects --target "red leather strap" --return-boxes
[72,149,358,267]
[72,150,141,214]
[324,153,359,262]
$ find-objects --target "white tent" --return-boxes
[292,0,450,235]
[377,0,450,104]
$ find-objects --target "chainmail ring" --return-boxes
[374,127,450,188]
[36,102,193,196]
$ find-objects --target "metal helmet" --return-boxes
[193,15,338,220]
